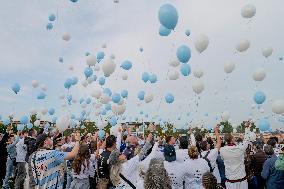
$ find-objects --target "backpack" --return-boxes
[200,151,214,173]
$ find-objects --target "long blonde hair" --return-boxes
[110,162,123,186]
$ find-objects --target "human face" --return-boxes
[44,138,54,149]
[169,137,176,145]
[119,154,126,161]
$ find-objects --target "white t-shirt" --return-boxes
[164,161,186,189]
[176,149,189,163]
[200,148,221,183]
[183,158,210,189]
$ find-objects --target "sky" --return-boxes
[0,0,284,130]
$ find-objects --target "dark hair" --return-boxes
[73,144,91,175]
[267,138,277,147]
[165,136,173,144]
[206,137,214,150]
[200,141,208,151]
[89,141,97,154]
[123,135,127,141]
[224,133,234,144]
[106,135,116,148]
[179,136,188,149]
[28,129,35,137]
[236,138,243,144]
[195,134,203,142]
[270,136,278,144]
[264,145,274,155]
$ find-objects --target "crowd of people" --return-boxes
[0,122,283,189]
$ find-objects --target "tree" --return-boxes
[219,121,233,133]
[236,121,259,133]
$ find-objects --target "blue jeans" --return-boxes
[66,167,73,189]
[2,157,14,189]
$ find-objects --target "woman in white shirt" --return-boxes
[184,146,210,189]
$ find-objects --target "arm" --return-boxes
[138,133,153,161]
[190,128,196,146]
[215,125,221,151]
[116,127,122,150]
[64,132,80,160]
[261,160,270,179]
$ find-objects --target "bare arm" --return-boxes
[64,132,80,160]
[215,125,221,151]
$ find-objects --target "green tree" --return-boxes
[219,121,233,133]
[236,121,259,133]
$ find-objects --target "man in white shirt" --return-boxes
[220,123,253,189]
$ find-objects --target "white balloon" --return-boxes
[81,80,88,87]
[41,108,48,115]
[251,104,256,109]
[112,104,126,115]
[72,99,77,104]
[192,80,204,94]
[29,108,37,115]
[194,34,209,53]
[41,84,48,91]
[32,80,39,88]
[236,39,250,52]
[169,57,180,67]
[193,69,204,78]
[62,103,67,108]
[118,99,124,105]
[94,65,100,71]
[56,115,70,132]
[86,55,97,66]
[102,59,116,77]
[221,111,230,122]
[62,32,71,41]
[87,77,94,84]
[100,94,111,104]
[233,128,237,134]
[81,102,87,109]
[34,120,40,127]
[260,109,265,113]
[144,92,154,103]
[262,47,273,58]
[36,114,41,120]
[95,111,100,116]
[272,99,284,114]
[224,62,235,73]
[121,73,128,80]
[241,4,256,19]
[168,70,179,80]
[91,88,102,99]
[253,68,266,81]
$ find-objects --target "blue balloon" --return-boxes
[92,75,97,81]
[64,78,72,89]
[98,130,106,140]
[37,92,46,100]
[71,114,76,119]
[98,77,105,86]
[70,0,78,2]
[71,77,78,85]
[20,115,29,125]
[59,57,63,63]
[180,64,191,76]
[165,93,174,104]
[176,45,191,63]
[254,91,266,105]
[103,88,112,96]
[139,47,144,52]
[121,60,132,70]
[142,72,150,83]
[123,131,128,136]
[52,116,57,123]
[46,23,53,30]
[79,98,84,104]
[185,29,190,36]
[159,25,171,36]
[100,109,107,115]
[81,110,86,116]
[3,119,10,126]
[66,94,72,102]
[121,90,128,98]
[86,97,91,104]
[48,14,56,21]
[48,108,55,115]
[158,4,178,30]
[27,123,33,129]
[149,74,157,83]
[17,124,25,131]
[84,67,93,78]
[105,104,112,111]
[138,91,145,100]
[11,83,20,94]
[97,51,105,61]
[112,93,121,103]
[109,116,117,127]
[258,119,270,131]
[85,52,90,56]
[140,111,144,115]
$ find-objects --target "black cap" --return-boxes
[36,133,48,147]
